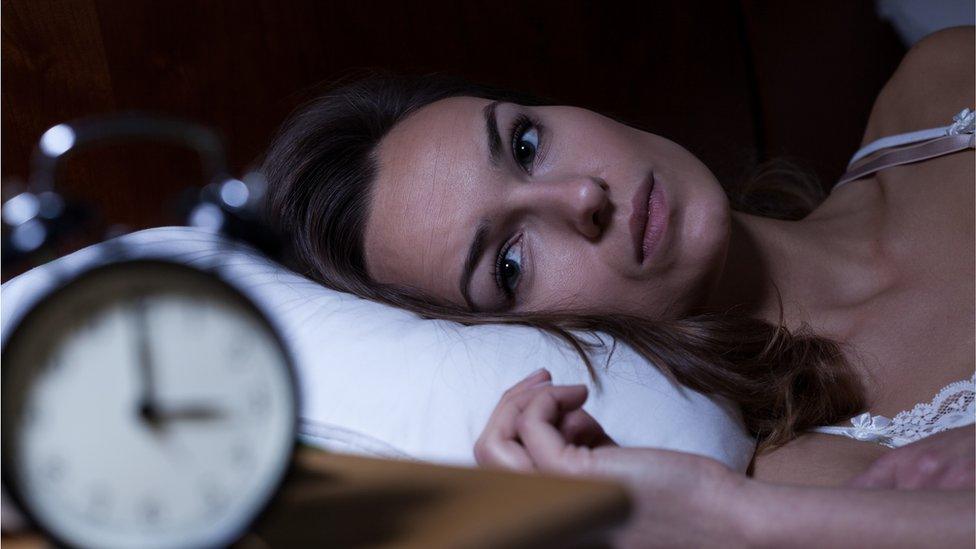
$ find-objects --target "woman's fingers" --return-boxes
[475,383,588,471]
[475,372,614,475]
[476,438,535,471]
[516,384,593,474]
[474,369,552,470]
[559,408,616,448]
[505,368,552,395]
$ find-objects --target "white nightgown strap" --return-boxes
[810,372,976,448]
[832,107,975,192]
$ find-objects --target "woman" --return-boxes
[264,26,974,546]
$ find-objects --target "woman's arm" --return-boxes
[743,480,973,549]
[476,372,975,548]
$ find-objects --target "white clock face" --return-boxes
[2,261,297,549]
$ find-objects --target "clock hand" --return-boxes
[132,298,161,428]
[152,404,226,423]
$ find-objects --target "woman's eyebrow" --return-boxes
[457,100,505,310]
[459,218,490,311]
[483,100,502,166]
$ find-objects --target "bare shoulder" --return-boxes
[751,432,889,487]
[861,26,975,146]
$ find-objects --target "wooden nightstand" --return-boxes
[3,447,631,548]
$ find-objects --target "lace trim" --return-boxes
[811,372,976,448]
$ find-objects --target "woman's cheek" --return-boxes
[527,246,600,311]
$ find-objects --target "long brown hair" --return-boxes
[262,72,865,454]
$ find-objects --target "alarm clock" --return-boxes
[1,259,298,548]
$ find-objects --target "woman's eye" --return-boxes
[511,116,540,171]
[494,236,523,298]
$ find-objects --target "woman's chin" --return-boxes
[657,209,732,318]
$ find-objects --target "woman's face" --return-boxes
[364,96,731,318]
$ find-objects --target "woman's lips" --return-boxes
[630,173,655,264]
[641,175,668,264]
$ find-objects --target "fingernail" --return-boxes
[523,368,548,380]
[529,380,553,389]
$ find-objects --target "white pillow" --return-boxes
[1,227,756,471]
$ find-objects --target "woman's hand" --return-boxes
[847,425,975,490]
[475,370,751,548]
[474,368,617,471]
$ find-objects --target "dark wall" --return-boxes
[2,0,904,235]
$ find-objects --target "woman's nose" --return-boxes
[524,176,611,239]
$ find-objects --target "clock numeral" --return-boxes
[248,389,271,416]
[139,497,163,525]
[227,338,255,371]
[230,442,253,469]
[85,485,112,521]
[42,456,67,484]
[201,483,229,516]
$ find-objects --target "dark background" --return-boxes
[2,0,905,244]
